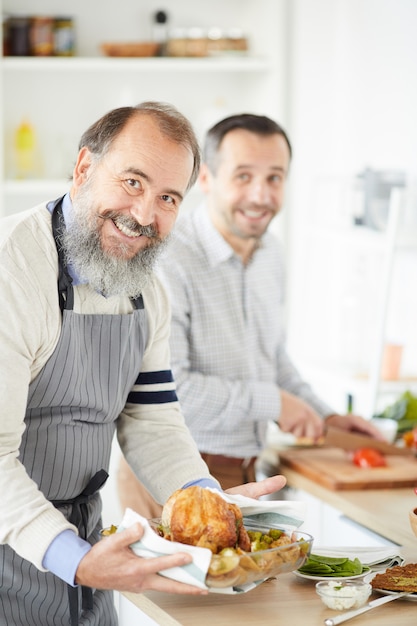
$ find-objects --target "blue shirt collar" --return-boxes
[47,192,85,285]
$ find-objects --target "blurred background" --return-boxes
[2,0,417,521]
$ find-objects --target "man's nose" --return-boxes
[247,181,271,204]
[130,199,155,226]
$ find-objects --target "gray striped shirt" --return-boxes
[158,204,333,458]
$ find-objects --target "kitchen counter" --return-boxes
[282,466,417,548]
[125,547,417,625]
[123,471,417,625]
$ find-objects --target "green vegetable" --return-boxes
[309,555,348,566]
[269,529,283,540]
[298,553,370,577]
[247,528,284,551]
[375,390,417,433]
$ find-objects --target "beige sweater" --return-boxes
[0,203,212,571]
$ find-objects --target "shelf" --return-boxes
[4,179,71,194]
[0,0,285,222]
[1,55,272,73]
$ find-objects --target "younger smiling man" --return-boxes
[118,112,382,511]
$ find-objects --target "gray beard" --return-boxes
[61,201,168,299]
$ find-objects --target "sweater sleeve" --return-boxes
[0,214,79,571]
[117,275,219,505]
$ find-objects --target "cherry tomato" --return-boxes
[352,448,387,468]
[403,428,417,449]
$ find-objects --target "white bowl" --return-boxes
[316,580,372,610]
[370,417,398,443]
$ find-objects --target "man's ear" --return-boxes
[72,147,93,188]
[198,162,213,193]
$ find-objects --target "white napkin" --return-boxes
[310,546,404,571]
[117,489,306,594]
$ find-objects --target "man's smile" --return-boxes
[112,216,141,238]
[238,206,271,220]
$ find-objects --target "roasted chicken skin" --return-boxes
[161,486,251,554]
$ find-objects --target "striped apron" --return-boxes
[0,199,148,625]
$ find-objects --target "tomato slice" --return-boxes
[352,447,387,468]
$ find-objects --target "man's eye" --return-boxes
[161,194,175,204]
[126,179,140,189]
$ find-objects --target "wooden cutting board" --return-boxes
[279,447,417,490]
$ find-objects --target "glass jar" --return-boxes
[30,16,54,56]
[7,15,31,56]
[53,17,75,56]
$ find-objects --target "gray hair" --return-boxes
[78,101,201,191]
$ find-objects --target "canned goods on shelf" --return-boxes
[54,17,75,56]
[7,15,31,56]
[30,16,54,56]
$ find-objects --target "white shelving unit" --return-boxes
[2,55,273,72]
[0,0,288,217]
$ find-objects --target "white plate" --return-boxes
[294,570,369,582]
[364,571,417,602]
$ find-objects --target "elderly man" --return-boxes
[0,102,286,626]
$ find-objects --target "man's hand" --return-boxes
[278,390,386,442]
[325,413,387,440]
[278,390,324,441]
[75,523,208,595]
[225,474,287,498]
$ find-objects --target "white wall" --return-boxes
[284,0,417,413]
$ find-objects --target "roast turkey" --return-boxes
[160,486,251,554]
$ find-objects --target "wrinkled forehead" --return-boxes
[104,115,194,193]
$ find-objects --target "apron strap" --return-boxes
[52,469,109,626]
[51,197,74,313]
[132,293,144,309]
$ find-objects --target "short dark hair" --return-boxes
[203,113,292,173]
[78,101,201,191]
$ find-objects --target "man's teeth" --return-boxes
[114,220,140,238]
[243,209,264,218]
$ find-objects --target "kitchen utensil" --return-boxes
[323,592,408,625]
[323,426,414,456]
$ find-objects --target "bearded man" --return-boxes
[0,102,286,626]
